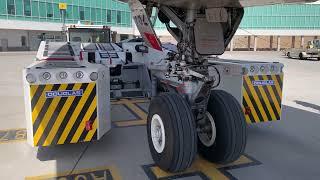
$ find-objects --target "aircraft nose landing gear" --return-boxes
[130,0,247,172]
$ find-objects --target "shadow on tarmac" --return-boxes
[294,100,320,112]
[33,105,320,180]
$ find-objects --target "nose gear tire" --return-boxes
[198,90,247,164]
[147,92,197,172]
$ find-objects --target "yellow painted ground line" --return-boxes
[1,99,149,144]
[0,128,27,144]
[148,155,254,179]
[25,165,122,180]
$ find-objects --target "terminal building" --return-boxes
[0,0,319,51]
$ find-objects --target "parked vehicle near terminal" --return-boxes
[286,39,320,60]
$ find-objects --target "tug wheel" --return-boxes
[198,90,247,164]
[299,53,306,60]
[287,52,291,58]
[147,92,197,172]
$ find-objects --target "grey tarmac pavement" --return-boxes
[0,51,319,180]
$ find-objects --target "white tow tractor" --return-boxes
[22,0,315,174]
[286,39,320,60]
[67,24,153,99]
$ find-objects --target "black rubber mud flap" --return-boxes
[198,90,247,164]
[147,92,197,172]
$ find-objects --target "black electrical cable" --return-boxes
[68,143,90,176]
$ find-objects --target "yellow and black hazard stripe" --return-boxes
[30,83,98,146]
[242,74,283,124]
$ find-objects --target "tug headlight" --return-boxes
[90,72,98,81]
[249,66,256,74]
[75,71,84,79]
[260,65,269,73]
[42,72,51,80]
[242,67,248,75]
[59,72,68,79]
[26,74,36,83]
[270,65,278,73]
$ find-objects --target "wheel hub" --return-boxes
[151,114,166,153]
[197,112,216,147]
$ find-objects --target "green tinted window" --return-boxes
[79,0,85,6]
[7,0,15,15]
[79,6,84,20]
[91,8,96,21]
[66,5,72,19]
[117,11,121,24]
[73,6,79,20]
[97,8,102,22]
[111,10,116,24]
[85,7,90,20]
[15,0,23,16]
[31,1,38,17]
[102,9,106,23]
[84,0,90,7]
[53,3,60,18]
[39,2,46,18]
[107,9,111,22]
[0,1,7,15]
[47,3,53,18]
[23,0,31,16]
[96,0,101,8]
[240,4,320,29]
[102,0,106,9]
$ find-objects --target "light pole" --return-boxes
[59,3,68,35]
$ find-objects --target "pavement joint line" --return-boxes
[142,154,262,180]
[25,165,122,180]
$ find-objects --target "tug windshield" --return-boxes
[68,28,111,43]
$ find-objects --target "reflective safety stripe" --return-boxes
[30,83,98,146]
[31,84,54,124]
[71,96,97,143]
[57,83,95,145]
[242,74,283,123]
[42,84,82,146]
